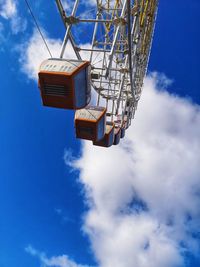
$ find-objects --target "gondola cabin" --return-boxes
[121,120,127,138]
[121,126,125,139]
[93,122,114,147]
[75,106,106,141]
[38,58,91,109]
[115,118,125,139]
[113,125,121,145]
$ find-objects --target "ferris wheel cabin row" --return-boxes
[38,58,127,147]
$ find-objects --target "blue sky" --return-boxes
[0,1,200,267]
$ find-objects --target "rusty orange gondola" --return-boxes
[75,106,106,141]
[93,122,114,147]
[113,125,121,145]
[38,58,91,109]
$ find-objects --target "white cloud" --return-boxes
[18,30,63,80]
[0,0,27,34]
[18,29,95,80]
[0,22,5,45]
[25,245,92,267]
[62,0,74,11]
[21,25,200,267]
[0,0,16,19]
[10,14,27,34]
[66,73,200,267]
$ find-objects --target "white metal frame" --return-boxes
[55,0,159,129]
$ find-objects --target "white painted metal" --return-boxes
[55,0,159,129]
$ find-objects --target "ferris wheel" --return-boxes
[38,0,159,147]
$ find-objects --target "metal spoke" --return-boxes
[55,0,159,128]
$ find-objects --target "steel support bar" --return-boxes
[115,2,139,113]
[76,18,113,23]
[115,56,128,114]
[93,84,120,87]
[103,8,122,11]
[143,0,159,77]
[90,9,102,62]
[127,0,135,98]
[105,0,127,78]
[55,0,81,60]
[80,48,110,53]
[97,41,127,45]
[80,48,125,53]
[59,0,79,58]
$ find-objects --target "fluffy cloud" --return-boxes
[25,245,91,267]
[18,30,62,80]
[0,0,27,34]
[18,29,94,80]
[0,22,5,44]
[66,73,200,267]
[21,23,200,267]
[0,0,16,19]
[10,14,27,34]
[62,0,75,11]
